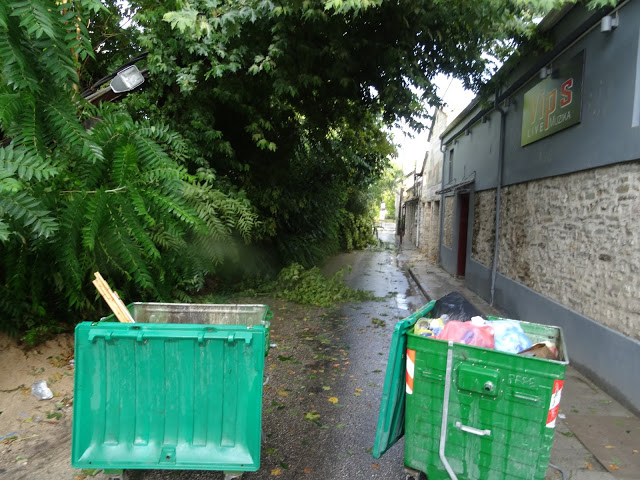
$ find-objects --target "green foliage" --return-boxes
[78,0,142,89]
[370,163,403,221]
[338,211,375,252]
[0,105,259,334]
[20,322,65,348]
[146,0,597,130]
[0,0,612,339]
[270,263,374,307]
[0,0,259,337]
[0,0,104,244]
[131,0,593,272]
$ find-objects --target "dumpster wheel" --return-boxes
[405,474,427,480]
[223,472,244,480]
[404,466,427,480]
[105,470,131,480]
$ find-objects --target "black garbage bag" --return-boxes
[432,291,485,322]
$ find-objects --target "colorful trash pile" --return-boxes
[412,292,559,359]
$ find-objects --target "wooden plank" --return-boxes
[92,272,135,323]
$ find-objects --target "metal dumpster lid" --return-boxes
[373,301,436,459]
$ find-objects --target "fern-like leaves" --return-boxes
[0,0,261,333]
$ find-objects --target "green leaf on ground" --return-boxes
[304,411,321,423]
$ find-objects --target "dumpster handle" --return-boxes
[439,341,458,480]
[88,330,253,344]
[455,421,491,437]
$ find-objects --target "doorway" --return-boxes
[456,193,470,277]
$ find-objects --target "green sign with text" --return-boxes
[521,52,584,146]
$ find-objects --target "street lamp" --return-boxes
[109,65,145,93]
[83,64,146,104]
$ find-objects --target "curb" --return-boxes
[407,267,431,302]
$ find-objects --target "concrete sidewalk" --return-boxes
[398,245,639,480]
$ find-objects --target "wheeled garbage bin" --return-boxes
[374,300,569,480]
[72,303,271,480]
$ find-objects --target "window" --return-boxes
[449,148,454,182]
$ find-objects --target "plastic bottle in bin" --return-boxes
[414,318,434,337]
[414,317,445,337]
[429,317,445,336]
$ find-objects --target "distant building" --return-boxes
[415,107,453,261]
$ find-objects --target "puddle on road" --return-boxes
[395,292,409,311]
[395,291,425,313]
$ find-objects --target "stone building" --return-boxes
[399,169,419,246]
[416,108,448,262]
[430,2,640,412]
[398,108,453,255]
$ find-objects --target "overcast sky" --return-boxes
[392,75,475,173]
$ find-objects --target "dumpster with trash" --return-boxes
[373,295,568,480]
[72,302,271,480]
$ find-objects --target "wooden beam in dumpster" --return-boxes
[92,272,135,323]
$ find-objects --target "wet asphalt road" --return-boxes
[132,228,426,480]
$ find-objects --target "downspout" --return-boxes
[490,92,507,306]
[416,158,427,249]
[396,186,402,232]
[437,139,447,265]
[416,192,421,248]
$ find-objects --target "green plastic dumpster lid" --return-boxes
[72,321,268,471]
[372,300,435,459]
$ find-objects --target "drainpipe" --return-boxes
[416,193,421,249]
[396,186,404,236]
[437,139,447,265]
[490,92,506,306]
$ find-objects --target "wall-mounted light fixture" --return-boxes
[601,12,619,32]
[539,66,552,79]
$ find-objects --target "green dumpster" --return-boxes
[374,302,569,480]
[72,303,271,479]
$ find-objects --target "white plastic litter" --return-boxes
[31,380,53,400]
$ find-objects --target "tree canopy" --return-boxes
[0,0,613,339]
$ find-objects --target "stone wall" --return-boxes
[404,201,418,246]
[443,196,454,248]
[427,200,441,261]
[419,200,441,261]
[418,200,429,252]
[498,162,640,340]
[472,190,496,267]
